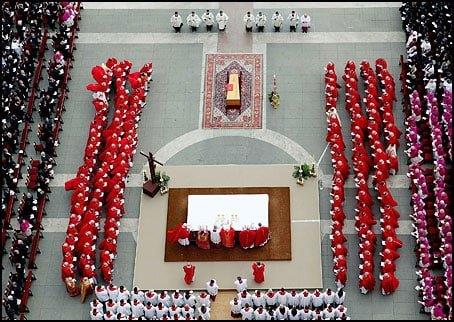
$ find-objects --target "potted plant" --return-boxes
[154,171,170,194]
[292,163,317,186]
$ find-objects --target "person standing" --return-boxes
[210,225,221,247]
[243,11,255,32]
[288,11,299,32]
[201,9,215,31]
[187,11,201,32]
[256,12,267,32]
[183,263,196,285]
[216,10,229,31]
[234,276,248,293]
[252,261,266,283]
[171,11,183,33]
[301,13,311,33]
[271,11,284,32]
[206,279,219,301]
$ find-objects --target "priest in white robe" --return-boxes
[271,11,284,32]
[202,10,215,31]
[287,11,299,32]
[243,12,255,32]
[301,13,311,33]
[256,12,267,32]
[170,12,183,33]
[216,10,229,31]
[187,11,201,32]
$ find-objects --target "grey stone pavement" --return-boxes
[2,2,429,320]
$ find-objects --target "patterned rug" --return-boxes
[202,53,263,129]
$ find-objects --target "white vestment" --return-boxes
[241,307,254,320]
[202,12,215,26]
[271,13,284,27]
[187,14,201,28]
[252,294,266,308]
[301,15,311,27]
[243,14,255,28]
[287,14,299,26]
[256,14,267,27]
[206,282,219,296]
[131,302,144,317]
[210,229,221,244]
[234,279,248,292]
[171,15,183,28]
[95,288,109,302]
[216,12,229,30]
[230,300,242,314]
[144,305,156,319]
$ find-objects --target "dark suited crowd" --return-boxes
[2,1,80,320]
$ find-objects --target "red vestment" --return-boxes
[381,273,399,294]
[252,263,265,283]
[196,231,211,250]
[220,227,235,248]
[183,265,195,285]
[239,229,256,249]
[255,226,270,247]
[167,224,190,244]
[359,272,375,292]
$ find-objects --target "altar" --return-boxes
[134,164,322,290]
[187,194,269,231]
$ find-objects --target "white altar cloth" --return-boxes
[187,194,269,231]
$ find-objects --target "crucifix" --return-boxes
[140,151,164,198]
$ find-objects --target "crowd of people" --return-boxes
[230,285,349,320]
[324,61,349,291]
[167,223,270,250]
[91,284,213,320]
[400,2,452,320]
[2,1,81,319]
[170,10,311,33]
[243,11,311,33]
[325,58,402,295]
[171,10,228,32]
[61,57,153,298]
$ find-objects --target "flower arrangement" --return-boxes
[292,163,317,185]
[154,171,170,194]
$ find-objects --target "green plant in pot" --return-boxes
[155,171,170,194]
[292,163,316,185]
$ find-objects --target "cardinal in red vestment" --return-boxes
[252,262,265,283]
[381,272,399,295]
[183,263,195,285]
[254,223,270,247]
[220,226,236,248]
[196,230,211,250]
[359,271,375,294]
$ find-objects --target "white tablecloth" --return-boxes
[187,194,269,231]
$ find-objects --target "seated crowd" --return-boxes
[2,1,81,319]
[400,1,452,320]
[230,285,349,320]
[91,284,212,320]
